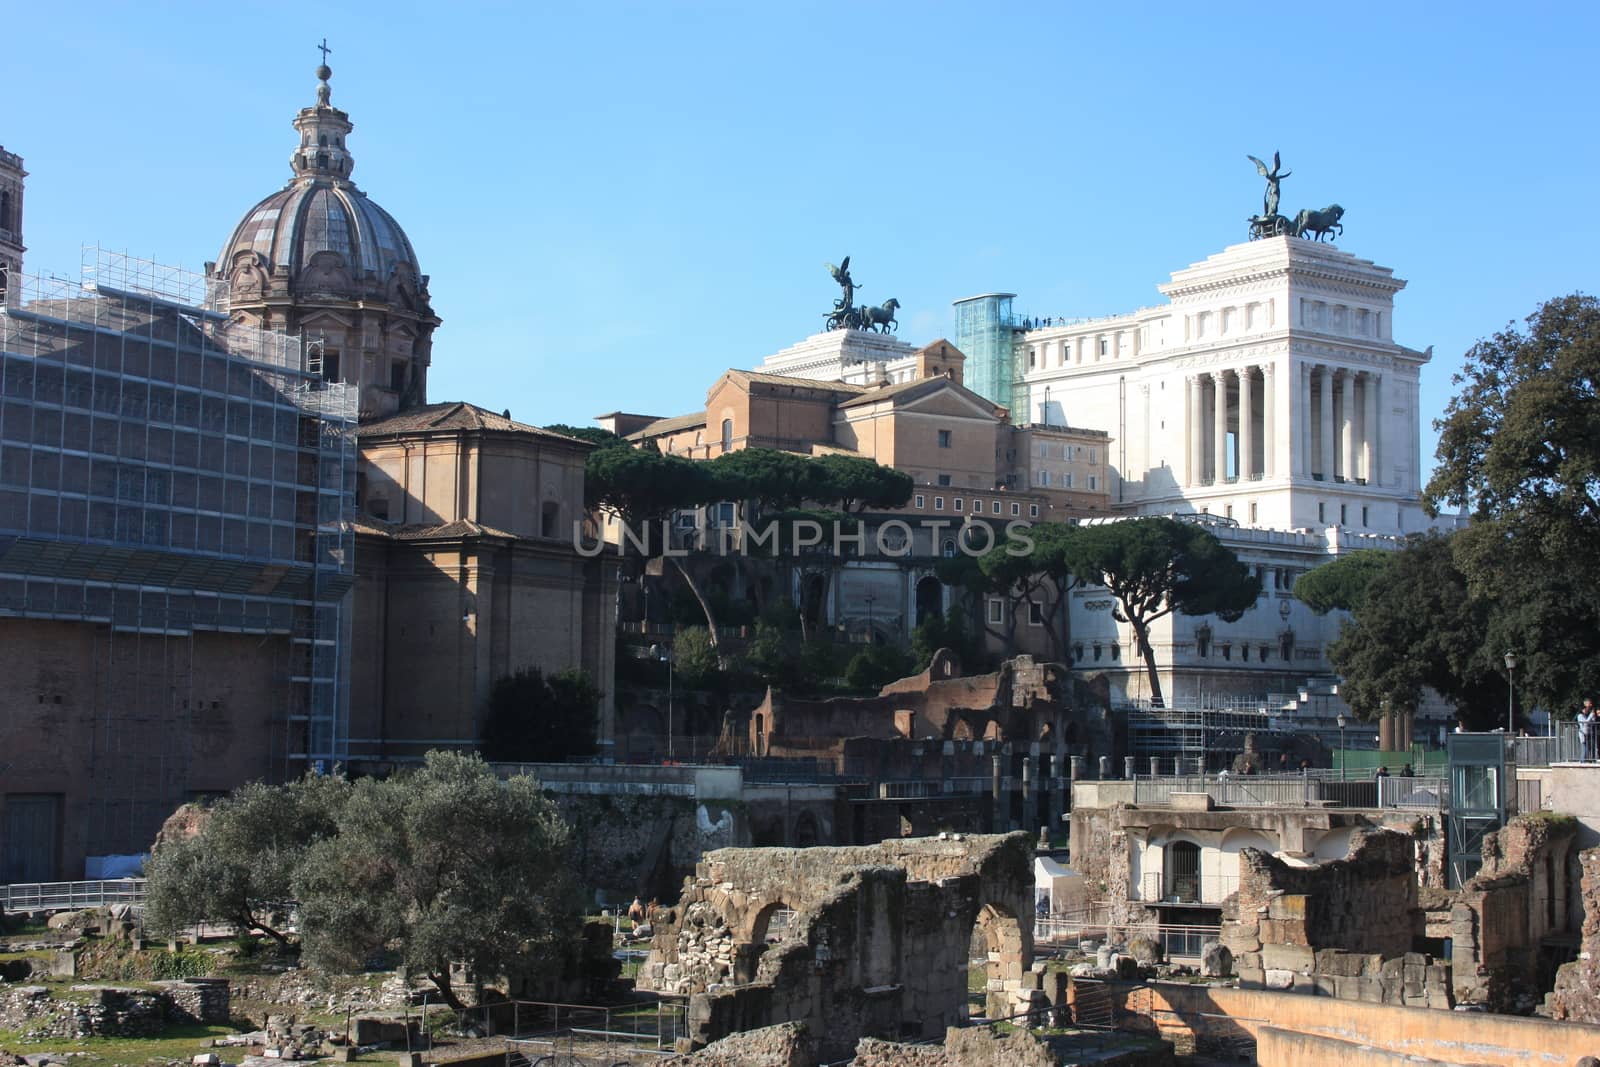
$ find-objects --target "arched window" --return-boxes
[720,418,733,452]
[0,190,11,232]
[318,134,328,147]
[942,539,956,557]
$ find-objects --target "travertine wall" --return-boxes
[1105,982,1600,1067]
[638,834,1034,1060]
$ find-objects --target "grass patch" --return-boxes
[0,1022,241,1067]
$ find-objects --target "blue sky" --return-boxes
[6,2,1596,473]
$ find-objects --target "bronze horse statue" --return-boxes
[860,298,900,333]
[1294,204,1344,242]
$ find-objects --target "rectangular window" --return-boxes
[992,500,1002,515]
[1250,502,1258,524]
[389,361,406,393]
[1088,475,1098,491]
[1318,502,1326,523]
[915,494,925,509]
[937,474,952,487]
[321,351,341,382]
[1010,502,1020,516]
[1064,472,1073,488]
[1340,504,1348,525]
[1362,505,1369,527]
[954,498,964,512]
[1037,470,1048,486]
[1029,504,1039,517]
[1028,601,1044,626]
[1225,504,1233,520]
[938,429,953,448]
[987,597,1004,625]
[1089,448,1097,463]
[934,496,944,511]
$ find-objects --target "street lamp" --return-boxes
[1336,713,1347,779]
[651,643,674,762]
[1504,651,1518,735]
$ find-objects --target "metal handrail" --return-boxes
[1,878,146,912]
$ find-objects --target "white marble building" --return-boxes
[1012,237,1431,534]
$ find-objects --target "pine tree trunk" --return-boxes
[1133,618,1165,708]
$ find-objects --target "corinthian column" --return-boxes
[1299,362,1313,477]
[1363,371,1380,485]
[1212,370,1228,484]
[1239,367,1255,481]
[1340,369,1356,481]
[1263,363,1277,478]
[1187,374,1202,487]
[1318,365,1334,480]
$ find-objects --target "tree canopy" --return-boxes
[144,775,350,947]
[1063,518,1259,707]
[1420,294,1600,717]
[1324,533,1502,726]
[1292,549,1393,615]
[1427,294,1600,572]
[295,752,578,1010]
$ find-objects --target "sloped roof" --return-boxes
[837,375,1004,415]
[728,369,868,393]
[358,401,589,444]
[627,410,708,440]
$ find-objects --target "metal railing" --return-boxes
[1137,871,1239,906]
[1132,773,1446,810]
[1377,776,1449,810]
[1036,916,1222,962]
[1,879,146,912]
[1513,723,1584,767]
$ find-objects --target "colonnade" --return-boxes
[1185,362,1382,487]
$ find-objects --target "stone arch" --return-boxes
[969,902,1027,1020]
[745,898,798,945]
[951,718,974,742]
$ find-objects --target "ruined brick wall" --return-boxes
[0,982,225,1039]
[1222,829,1441,1005]
[639,834,1034,1060]
[1452,814,1579,1013]
[1546,846,1600,1022]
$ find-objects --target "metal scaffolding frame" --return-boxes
[0,250,355,827]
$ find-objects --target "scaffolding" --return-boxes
[0,249,356,856]
[952,293,1020,411]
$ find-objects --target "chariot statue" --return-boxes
[823,257,899,333]
[1245,152,1348,243]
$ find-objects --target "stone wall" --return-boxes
[1451,813,1579,1012]
[0,980,227,1040]
[638,834,1035,1060]
[554,793,744,903]
[1221,829,1447,1006]
[1549,845,1600,1022]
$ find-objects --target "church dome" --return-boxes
[212,58,438,420]
[220,182,420,282]
[214,61,428,301]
